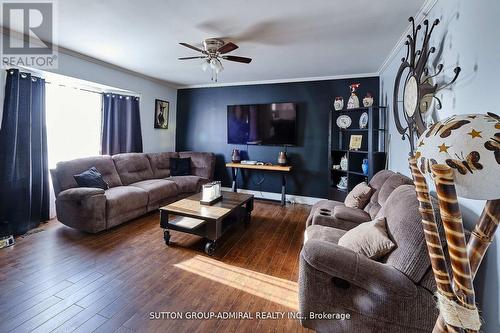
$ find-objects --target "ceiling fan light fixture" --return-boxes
[201,59,209,72]
[210,58,223,73]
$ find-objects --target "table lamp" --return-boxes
[408,113,499,332]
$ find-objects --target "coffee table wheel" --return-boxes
[164,230,171,245]
[205,241,216,256]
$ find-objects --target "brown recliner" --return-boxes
[306,170,413,230]
[299,172,443,332]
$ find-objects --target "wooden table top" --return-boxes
[225,162,292,172]
[160,191,253,220]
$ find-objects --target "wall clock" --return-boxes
[393,17,461,154]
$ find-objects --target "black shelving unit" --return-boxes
[328,106,387,201]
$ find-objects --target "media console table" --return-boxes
[225,163,292,206]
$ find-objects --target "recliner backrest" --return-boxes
[364,171,413,218]
[146,152,179,178]
[112,153,154,185]
[52,155,123,195]
[377,184,430,283]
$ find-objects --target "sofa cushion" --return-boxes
[377,173,413,207]
[364,170,396,218]
[338,217,396,260]
[345,182,373,209]
[169,175,207,194]
[112,153,154,185]
[73,167,109,190]
[170,157,192,176]
[54,155,122,193]
[305,225,346,244]
[147,152,179,178]
[104,186,148,218]
[179,152,216,180]
[129,179,178,204]
[378,185,430,283]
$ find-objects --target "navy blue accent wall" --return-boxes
[176,77,379,198]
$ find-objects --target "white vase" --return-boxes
[334,97,344,111]
[347,93,359,109]
[340,155,348,171]
[362,96,374,107]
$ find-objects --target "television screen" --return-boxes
[227,102,297,146]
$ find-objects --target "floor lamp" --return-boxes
[409,113,499,333]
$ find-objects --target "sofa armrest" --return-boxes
[58,187,105,201]
[333,206,371,223]
[301,239,416,297]
[55,187,107,233]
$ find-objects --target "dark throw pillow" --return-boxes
[74,167,109,190]
[170,157,192,176]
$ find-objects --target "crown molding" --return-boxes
[377,0,439,74]
[178,72,380,89]
[0,27,178,89]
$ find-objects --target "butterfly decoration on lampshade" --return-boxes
[415,112,500,200]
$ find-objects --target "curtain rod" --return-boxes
[5,65,141,98]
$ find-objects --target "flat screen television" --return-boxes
[227,102,297,146]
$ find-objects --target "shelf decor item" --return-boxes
[340,154,348,171]
[349,135,363,150]
[231,149,241,163]
[361,158,369,175]
[200,181,223,205]
[347,83,361,109]
[334,97,344,111]
[277,151,288,166]
[359,112,368,129]
[336,115,352,129]
[337,176,348,190]
[410,112,500,332]
[393,17,461,154]
[362,93,374,107]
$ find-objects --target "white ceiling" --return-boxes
[23,0,426,87]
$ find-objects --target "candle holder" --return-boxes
[200,181,223,205]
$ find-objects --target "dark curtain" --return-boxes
[0,69,49,236]
[101,93,143,155]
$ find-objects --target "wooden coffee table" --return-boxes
[159,191,254,255]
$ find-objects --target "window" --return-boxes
[45,83,102,169]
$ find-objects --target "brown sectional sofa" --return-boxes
[50,151,215,233]
[299,170,444,332]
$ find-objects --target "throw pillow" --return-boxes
[344,182,373,209]
[170,157,192,176]
[73,167,109,190]
[338,217,395,260]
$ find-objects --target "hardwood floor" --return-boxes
[0,201,311,333]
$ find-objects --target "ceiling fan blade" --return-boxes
[217,42,238,54]
[222,55,252,64]
[179,42,206,54]
[178,56,206,60]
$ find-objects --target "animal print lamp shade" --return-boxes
[415,113,500,200]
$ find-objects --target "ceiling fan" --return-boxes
[178,38,252,82]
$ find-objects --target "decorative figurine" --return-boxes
[334,97,344,111]
[362,92,374,107]
[340,154,348,171]
[347,83,361,109]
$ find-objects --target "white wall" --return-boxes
[0,44,177,153]
[380,1,500,331]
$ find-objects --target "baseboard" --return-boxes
[221,187,324,206]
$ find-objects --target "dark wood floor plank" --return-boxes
[0,296,62,332]
[0,201,311,332]
[71,314,108,333]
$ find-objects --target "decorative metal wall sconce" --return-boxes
[393,17,461,154]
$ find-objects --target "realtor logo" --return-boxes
[1,0,58,68]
